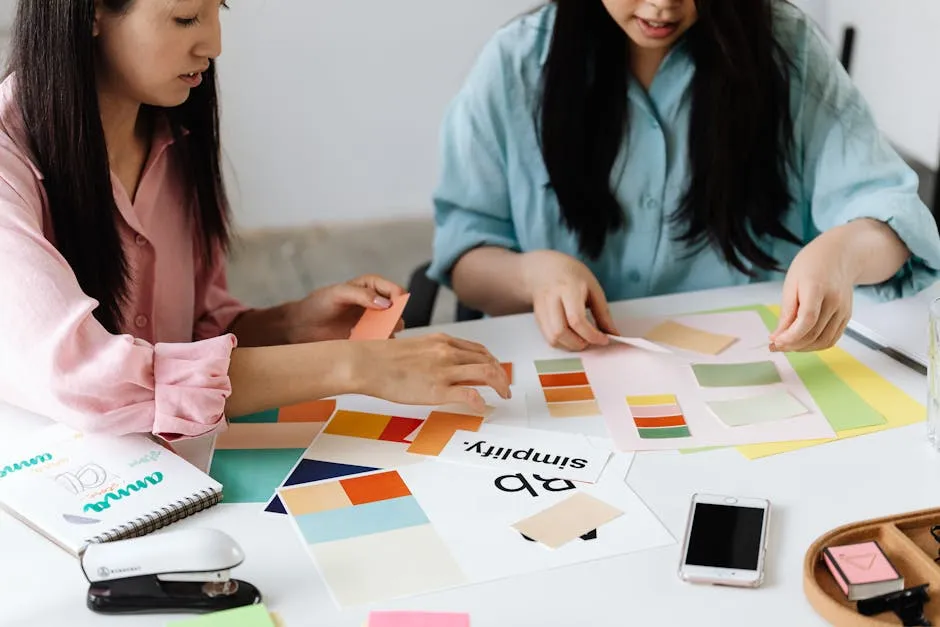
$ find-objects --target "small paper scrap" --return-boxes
[607,334,672,353]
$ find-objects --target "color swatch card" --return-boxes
[278,452,673,608]
[691,361,782,388]
[437,424,612,483]
[208,399,337,504]
[368,611,470,627]
[350,293,411,340]
[707,390,809,427]
[642,320,737,355]
[583,310,836,451]
[263,408,427,514]
[534,358,601,418]
[511,492,623,549]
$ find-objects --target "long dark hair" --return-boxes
[540,0,799,274]
[7,0,231,333]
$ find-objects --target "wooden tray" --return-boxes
[805,507,940,625]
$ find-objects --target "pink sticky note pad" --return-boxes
[349,293,411,340]
[823,541,900,592]
[368,611,470,627]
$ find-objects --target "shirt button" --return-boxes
[134,234,147,246]
[134,314,148,328]
[644,197,660,211]
[628,271,642,282]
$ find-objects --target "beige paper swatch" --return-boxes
[643,320,737,355]
[511,492,623,549]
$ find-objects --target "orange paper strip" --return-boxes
[278,399,337,423]
[406,411,484,456]
[349,293,411,340]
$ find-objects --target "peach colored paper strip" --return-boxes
[511,492,623,549]
[643,320,737,355]
[214,422,324,450]
[349,293,411,340]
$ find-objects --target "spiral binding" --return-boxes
[86,487,223,545]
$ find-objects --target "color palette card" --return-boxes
[627,394,691,439]
[535,358,601,418]
[437,424,612,483]
[350,293,411,340]
[368,611,470,627]
[407,412,485,457]
[822,540,904,601]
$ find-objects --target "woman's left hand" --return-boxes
[769,238,854,353]
[286,274,407,343]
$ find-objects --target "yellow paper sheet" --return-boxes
[735,305,925,459]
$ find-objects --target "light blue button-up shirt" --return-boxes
[427,2,940,302]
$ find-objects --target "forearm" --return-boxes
[228,301,301,347]
[829,218,911,285]
[224,340,360,417]
[451,247,533,315]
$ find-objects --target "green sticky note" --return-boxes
[167,604,274,626]
[209,448,304,503]
[230,408,280,424]
[707,390,809,427]
[691,361,781,388]
[698,304,886,431]
[534,358,584,374]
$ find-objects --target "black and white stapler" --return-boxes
[80,528,262,615]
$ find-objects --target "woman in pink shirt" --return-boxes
[0,0,509,441]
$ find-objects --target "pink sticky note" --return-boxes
[349,293,411,340]
[367,611,470,627]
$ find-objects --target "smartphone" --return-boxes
[678,493,771,588]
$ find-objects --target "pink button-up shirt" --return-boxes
[0,77,251,440]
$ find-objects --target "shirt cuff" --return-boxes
[152,333,237,440]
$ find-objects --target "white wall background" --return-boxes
[216,0,539,231]
[0,1,933,230]
[823,0,940,169]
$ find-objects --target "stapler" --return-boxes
[79,528,262,615]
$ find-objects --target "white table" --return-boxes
[2,282,937,627]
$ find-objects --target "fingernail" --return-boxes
[373,296,391,308]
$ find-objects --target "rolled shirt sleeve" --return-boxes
[791,11,940,300]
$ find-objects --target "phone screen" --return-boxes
[684,502,765,570]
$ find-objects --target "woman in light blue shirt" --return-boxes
[427,0,940,353]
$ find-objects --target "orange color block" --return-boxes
[539,372,590,388]
[349,293,411,340]
[278,399,337,423]
[323,410,391,440]
[341,470,411,505]
[543,385,595,403]
[633,415,687,428]
[406,412,485,456]
[501,362,514,384]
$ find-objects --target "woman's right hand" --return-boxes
[348,333,511,412]
[521,250,620,351]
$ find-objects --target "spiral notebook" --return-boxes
[0,423,222,556]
